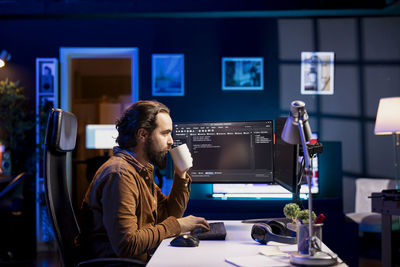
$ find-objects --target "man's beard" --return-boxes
[146,137,168,169]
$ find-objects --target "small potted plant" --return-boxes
[0,79,34,175]
[283,203,301,231]
[284,203,321,254]
[297,209,316,224]
[283,203,316,224]
[283,203,317,232]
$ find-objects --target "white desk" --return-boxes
[147,220,345,267]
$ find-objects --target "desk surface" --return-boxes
[147,220,345,267]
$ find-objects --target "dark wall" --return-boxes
[1,15,400,213]
[0,17,280,122]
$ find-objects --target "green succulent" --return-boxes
[297,209,316,223]
[283,203,301,223]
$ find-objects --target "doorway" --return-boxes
[60,47,138,208]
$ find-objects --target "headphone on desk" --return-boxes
[251,220,296,245]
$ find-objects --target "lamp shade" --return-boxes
[374,97,400,135]
[281,100,313,144]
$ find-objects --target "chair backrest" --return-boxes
[355,178,396,213]
[44,109,79,267]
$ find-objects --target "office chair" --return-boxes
[0,172,28,261]
[44,109,146,267]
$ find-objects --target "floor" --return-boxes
[0,251,60,267]
[35,251,61,267]
[359,257,382,267]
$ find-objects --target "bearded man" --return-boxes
[78,100,209,262]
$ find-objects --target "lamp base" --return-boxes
[290,251,338,266]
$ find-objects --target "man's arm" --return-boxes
[156,168,209,233]
[156,170,191,219]
[102,172,180,258]
[156,154,192,216]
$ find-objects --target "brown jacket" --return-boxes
[78,147,191,262]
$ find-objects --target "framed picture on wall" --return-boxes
[152,54,184,96]
[301,52,334,95]
[37,58,58,95]
[222,57,264,91]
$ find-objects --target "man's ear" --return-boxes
[137,128,149,143]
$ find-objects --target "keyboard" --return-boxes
[193,222,227,240]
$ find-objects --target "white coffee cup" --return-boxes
[170,143,193,172]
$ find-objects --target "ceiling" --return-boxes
[1,0,400,17]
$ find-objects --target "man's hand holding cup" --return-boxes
[170,144,193,179]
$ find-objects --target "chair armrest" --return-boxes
[77,257,146,267]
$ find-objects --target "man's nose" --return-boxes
[167,134,173,146]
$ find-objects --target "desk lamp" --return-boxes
[374,97,400,189]
[282,100,337,266]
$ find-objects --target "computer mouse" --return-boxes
[170,234,200,247]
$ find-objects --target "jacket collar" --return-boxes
[112,146,154,176]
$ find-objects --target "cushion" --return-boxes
[47,109,77,152]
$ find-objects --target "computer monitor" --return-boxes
[273,117,300,194]
[85,124,118,149]
[274,117,319,195]
[173,120,274,183]
[211,117,319,200]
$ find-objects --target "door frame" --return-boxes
[59,47,139,111]
[59,47,138,194]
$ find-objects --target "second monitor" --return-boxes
[173,120,274,183]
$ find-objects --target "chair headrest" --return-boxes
[46,109,77,152]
